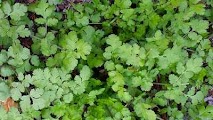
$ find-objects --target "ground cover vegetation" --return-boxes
[0,0,213,119]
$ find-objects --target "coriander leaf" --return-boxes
[190,91,204,105]
[20,95,31,112]
[80,65,91,80]
[0,9,4,18]
[0,65,14,77]
[63,93,73,103]
[62,57,78,71]
[0,50,8,66]
[47,18,58,26]
[10,3,27,21]
[76,40,92,59]
[10,88,22,101]
[190,20,209,34]
[186,58,203,73]
[76,16,89,26]
[3,2,11,16]
[106,34,122,49]
[31,55,40,66]
[32,98,46,110]
[176,62,185,74]
[115,0,132,8]
[16,25,31,38]
[30,89,44,99]
[34,1,53,19]
[0,82,10,101]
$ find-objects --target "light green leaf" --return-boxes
[76,16,89,26]
[18,72,24,81]
[30,88,44,99]
[3,2,11,15]
[186,58,203,73]
[169,74,179,86]
[76,40,92,59]
[16,25,31,38]
[35,18,46,24]
[62,57,78,71]
[176,62,185,74]
[31,55,40,66]
[47,18,58,26]
[106,34,122,48]
[0,65,14,77]
[32,98,46,110]
[190,91,204,105]
[80,65,91,80]
[20,47,31,60]
[34,1,53,19]
[104,61,115,71]
[0,82,10,101]
[20,96,31,112]
[0,51,8,66]
[10,88,22,100]
[115,0,132,8]
[190,20,209,34]
[0,10,4,18]
[10,3,27,21]
[63,93,73,103]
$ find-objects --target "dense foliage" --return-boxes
[0,0,213,119]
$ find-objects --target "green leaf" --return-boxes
[60,31,78,50]
[0,82,10,101]
[16,25,31,38]
[34,1,53,19]
[115,0,132,8]
[141,80,153,91]
[63,93,73,103]
[37,27,47,36]
[62,57,78,71]
[31,55,40,66]
[0,50,8,66]
[10,3,27,21]
[30,88,44,99]
[32,98,46,110]
[0,65,14,77]
[169,74,179,86]
[20,47,31,60]
[3,2,11,15]
[190,20,209,34]
[186,58,203,73]
[76,40,92,59]
[118,91,132,102]
[76,16,89,26]
[17,72,24,81]
[47,18,58,26]
[104,60,115,71]
[10,88,22,100]
[176,62,185,74]
[0,107,8,119]
[80,65,91,80]
[106,34,122,48]
[35,18,46,24]
[40,32,57,56]
[20,96,31,112]
[190,4,205,15]
[134,103,156,120]
[0,9,4,18]
[190,91,204,105]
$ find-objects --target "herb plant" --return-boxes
[0,0,213,120]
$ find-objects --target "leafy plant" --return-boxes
[0,0,212,119]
